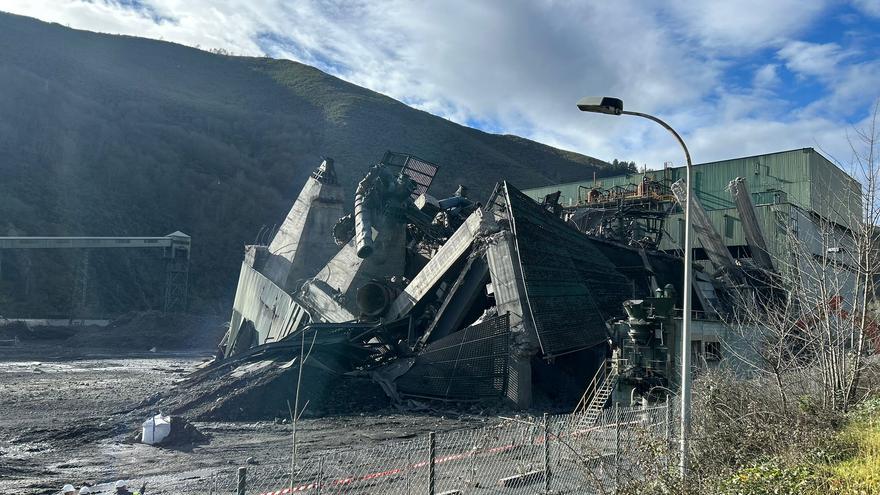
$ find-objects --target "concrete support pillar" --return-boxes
[264,158,345,293]
[72,250,90,316]
[486,230,540,409]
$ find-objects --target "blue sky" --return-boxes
[2,0,878,170]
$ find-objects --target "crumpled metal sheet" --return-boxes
[503,183,632,357]
[394,313,510,401]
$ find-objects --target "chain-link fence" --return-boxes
[204,401,676,494]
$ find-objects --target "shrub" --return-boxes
[719,460,820,495]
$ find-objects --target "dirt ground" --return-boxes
[0,341,494,494]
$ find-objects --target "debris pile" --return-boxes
[0,320,76,341]
[140,342,388,420]
[158,151,697,420]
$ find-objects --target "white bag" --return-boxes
[141,413,171,445]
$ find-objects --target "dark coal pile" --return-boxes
[13,419,120,445]
[1,312,226,358]
[0,321,76,341]
[140,347,389,422]
[164,416,208,446]
[64,311,227,351]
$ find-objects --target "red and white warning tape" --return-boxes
[259,417,660,494]
[258,444,516,495]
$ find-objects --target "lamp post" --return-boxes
[576,96,694,478]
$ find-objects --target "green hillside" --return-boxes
[0,12,631,316]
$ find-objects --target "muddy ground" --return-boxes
[0,335,499,494]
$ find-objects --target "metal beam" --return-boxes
[0,232,191,314]
[0,233,190,254]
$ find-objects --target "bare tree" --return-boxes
[722,100,880,412]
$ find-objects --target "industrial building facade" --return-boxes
[524,148,863,391]
[524,148,860,269]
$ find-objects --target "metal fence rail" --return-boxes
[203,401,675,495]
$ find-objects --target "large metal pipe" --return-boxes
[356,281,400,317]
[354,170,376,259]
[729,177,775,271]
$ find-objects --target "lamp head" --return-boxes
[577,96,624,115]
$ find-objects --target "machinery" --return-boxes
[609,286,677,404]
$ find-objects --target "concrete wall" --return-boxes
[263,175,345,293]
[226,262,308,355]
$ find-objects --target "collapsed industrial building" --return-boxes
[163,147,866,420]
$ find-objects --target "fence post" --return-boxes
[428,431,436,495]
[664,396,672,471]
[316,456,324,494]
[543,412,551,493]
[236,466,247,495]
[614,403,620,494]
[406,447,412,493]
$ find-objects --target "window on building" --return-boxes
[724,215,735,239]
[705,341,721,361]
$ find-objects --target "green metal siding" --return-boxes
[808,151,861,229]
[524,148,824,210]
[525,148,853,220]
[656,204,791,260]
[524,149,863,265]
[657,207,747,251]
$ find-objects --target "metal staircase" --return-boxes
[572,358,619,428]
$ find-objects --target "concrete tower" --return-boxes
[263,158,345,293]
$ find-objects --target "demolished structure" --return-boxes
[201,147,868,418]
[212,151,700,413]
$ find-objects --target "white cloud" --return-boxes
[774,40,880,121]
[817,61,880,117]
[753,64,781,88]
[664,0,829,52]
[0,0,875,173]
[778,41,849,78]
[851,0,880,17]
[0,0,267,55]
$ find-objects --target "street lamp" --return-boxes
[577,96,694,478]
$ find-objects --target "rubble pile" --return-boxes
[163,416,208,447]
[141,344,388,421]
[156,151,696,420]
[0,321,76,341]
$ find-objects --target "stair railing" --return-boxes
[573,358,611,415]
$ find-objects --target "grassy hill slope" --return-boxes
[0,12,629,315]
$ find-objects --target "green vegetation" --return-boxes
[0,12,630,316]
[819,399,880,492]
[649,373,880,495]
[717,399,880,494]
[720,461,820,494]
[614,371,880,495]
